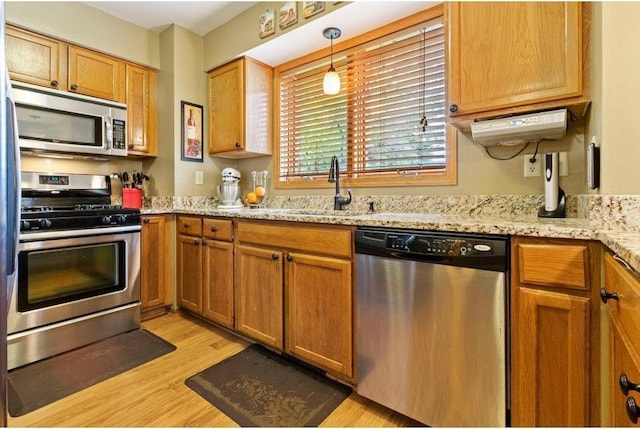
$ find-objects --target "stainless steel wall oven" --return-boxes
[8,172,141,370]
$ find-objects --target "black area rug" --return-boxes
[185,344,352,427]
[8,329,176,417]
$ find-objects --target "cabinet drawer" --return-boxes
[517,243,589,290]
[237,221,352,259]
[203,218,233,241]
[605,252,640,356]
[176,216,202,236]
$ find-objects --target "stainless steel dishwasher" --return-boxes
[355,227,509,427]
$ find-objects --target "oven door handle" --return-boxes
[19,225,141,242]
[6,77,21,276]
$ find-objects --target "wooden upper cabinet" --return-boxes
[208,57,273,158]
[446,2,590,127]
[126,64,158,156]
[68,46,126,102]
[6,25,67,89]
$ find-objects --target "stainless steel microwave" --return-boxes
[11,82,127,157]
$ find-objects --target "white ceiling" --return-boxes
[82,1,437,66]
[83,1,258,36]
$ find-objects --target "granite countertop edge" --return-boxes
[144,207,640,273]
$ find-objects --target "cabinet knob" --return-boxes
[600,287,619,303]
[201,239,207,246]
[70,84,78,91]
[286,255,294,262]
[50,80,59,88]
[449,104,458,113]
[271,253,279,260]
[627,397,639,424]
[620,373,640,396]
[143,218,150,224]
[210,226,217,232]
[128,144,134,150]
[184,224,190,229]
[235,142,241,148]
[194,239,200,245]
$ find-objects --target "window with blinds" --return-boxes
[276,6,456,188]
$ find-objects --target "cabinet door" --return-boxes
[141,215,165,310]
[6,26,67,89]
[235,244,283,350]
[512,287,590,426]
[447,2,583,117]
[177,234,203,313]
[68,46,125,102]
[611,317,640,427]
[126,64,157,156]
[208,59,243,154]
[285,252,352,378]
[203,240,234,328]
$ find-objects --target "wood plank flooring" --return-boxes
[8,311,418,427]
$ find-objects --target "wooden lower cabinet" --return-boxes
[235,221,354,380]
[177,232,203,313]
[285,252,352,378]
[513,287,590,426]
[603,251,640,426]
[141,214,173,320]
[510,236,600,427]
[235,245,284,349]
[176,216,234,328]
[203,240,234,327]
[611,317,640,427]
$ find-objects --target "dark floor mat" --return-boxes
[8,329,176,417]
[185,344,352,427]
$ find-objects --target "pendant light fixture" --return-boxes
[323,27,341,95]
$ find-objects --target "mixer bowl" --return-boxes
[216,183,240,205]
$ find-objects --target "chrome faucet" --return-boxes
[328,155,352,210]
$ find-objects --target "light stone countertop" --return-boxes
[138,206,640,273]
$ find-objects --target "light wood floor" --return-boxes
[8,311,418,427]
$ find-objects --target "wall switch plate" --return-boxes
[558,151,568,176]
[524,155,541,177]
[195,171,204,185]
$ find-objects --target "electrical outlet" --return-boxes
[524,155,541,177]
[559,151,568,176]
[195,171,203,185]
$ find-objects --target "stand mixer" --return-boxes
[216,167,243,209]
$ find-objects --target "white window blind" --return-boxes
[278,13,450,185]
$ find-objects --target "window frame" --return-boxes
[274,4,456,189]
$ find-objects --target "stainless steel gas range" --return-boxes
[8,172,141,370]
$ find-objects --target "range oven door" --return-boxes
[8,228,140,335]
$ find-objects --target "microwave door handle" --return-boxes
[105,116,113,150]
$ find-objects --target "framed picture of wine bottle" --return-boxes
[181,101,204,162]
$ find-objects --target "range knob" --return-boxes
[20,220,31,230]
[39,219,52,229]
[102,215,113,225]
[116,214,127,224]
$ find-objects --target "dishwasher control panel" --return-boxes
[355,228,509,273]
[387,234,495,256]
